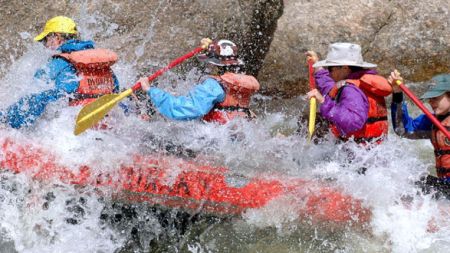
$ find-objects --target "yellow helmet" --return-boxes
[34,16,78,42]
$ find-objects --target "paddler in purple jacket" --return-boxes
[306,43,392,143]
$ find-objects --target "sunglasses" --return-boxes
[327,66,343,72]
[41,33,58,44]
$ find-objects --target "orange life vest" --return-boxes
[202,73,260,124]
[431,114,450,179]
[56,48,118,106]
[329,74,392,143]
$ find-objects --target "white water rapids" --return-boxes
[0,12,449,253]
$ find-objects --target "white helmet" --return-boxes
[197,39,244,66]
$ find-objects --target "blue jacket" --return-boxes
[391,93,432,138]
[148,77,225,121]
[391,93,450,182]
[0,40,119,129]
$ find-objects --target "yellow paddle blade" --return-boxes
[74,88,133,135]
[308,97,317,142]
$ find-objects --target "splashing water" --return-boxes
[0,8,449,253]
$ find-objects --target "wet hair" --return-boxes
[60,33,78,41]
[216,65,244,75]
[45,32,78,41]
[349,66,365,72]
[327,66,365,73]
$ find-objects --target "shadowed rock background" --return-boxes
[0,0,448,97]
[259,0,449,97]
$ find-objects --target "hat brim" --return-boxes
[420,90,447,100]
[197,54,244,66]
[34,31,49,42]
[313,60,377,69]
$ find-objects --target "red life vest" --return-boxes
[202,73,260,124]
[329,74,392,143]
[56,48,118,106]
[431,114,450,179]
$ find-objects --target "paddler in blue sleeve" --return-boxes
[137,38,260,125]
[389,70,450,198]
[0,16,119,129]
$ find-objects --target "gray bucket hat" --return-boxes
[313,42,377,68]
[420,74,450,99]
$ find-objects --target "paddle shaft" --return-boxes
[308,61,317,142]
[131,46,205,92]
[397,80,450,139]
[308,61,316,90]
[74,46,205,135]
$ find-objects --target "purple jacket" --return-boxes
[315,69,378,135]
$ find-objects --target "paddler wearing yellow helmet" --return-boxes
[34,16,79,49]
[0,16,120,129]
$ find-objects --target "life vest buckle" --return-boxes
[434,150,450,157]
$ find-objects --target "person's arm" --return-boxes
[2,59,79,129]
[320,85,369,135]
[388,69,431,139]
[35,58,79,91]
[314,69,336,95]
[306,50,340,96]
[112,73,119,93]
[147,78,225,121]
[0,110,6,126]
[391,92,431,139]
[4,89,65,128]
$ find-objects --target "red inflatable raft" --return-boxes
[0,137,371,227]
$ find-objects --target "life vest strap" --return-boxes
[214,105,252,118]
[328,85,340,99]
[434,150,450,156]
[436,112,450,122]
[338,136,384,144]
[366,116,388,124]
[69,93,105,102]
[436,167,450,175]
[431,125,450,131]
[334,84,347,102]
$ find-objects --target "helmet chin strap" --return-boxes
[205,65,220,75]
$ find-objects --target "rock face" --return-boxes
[0,0,448,97]
[258,0,449,97]
[0,0,283,79]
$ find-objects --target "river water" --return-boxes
[0,11,449,253]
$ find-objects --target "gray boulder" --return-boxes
[258,0,449,97]
[0,0,283,81]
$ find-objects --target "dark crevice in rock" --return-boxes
[241,0,284,76]
[363,10,395,55]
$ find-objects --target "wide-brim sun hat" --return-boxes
[197,39,244,66]
[420,74,450,100]
[34,16,78,42]
[313,42,377,68]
